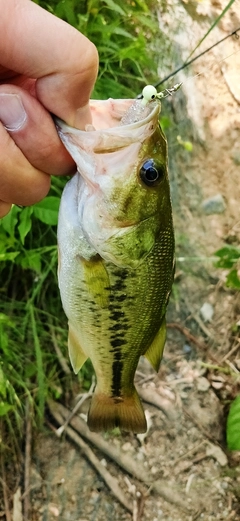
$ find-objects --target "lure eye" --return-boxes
[139,159,165,187]
[142,85,157,102]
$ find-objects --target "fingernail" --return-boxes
[0,93,27,131]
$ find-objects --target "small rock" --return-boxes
[183,344,192,357]
[206,443,228,466]
[122,442,132,451]
[200,302,214,322]
[197,376,210,392]
[49,504,60,517]
[136,451,144,461]
[211,380,224,390]
[201,194,226,214]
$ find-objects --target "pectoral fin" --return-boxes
[104,216,158,268]
[144,317,166,372]
[68,322,88,374]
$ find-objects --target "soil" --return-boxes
[5,1,240,520]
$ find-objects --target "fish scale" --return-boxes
[57,97,175,433]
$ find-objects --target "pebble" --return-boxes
[207,444,228,466]
[122,442,133,452]
[200,302,214,322]
[201,194,226,214]
[48,504,60,517]
[183,344,192,355]
[197,376,210,392]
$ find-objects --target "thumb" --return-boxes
[0,84,75,176]
[0,0,99,129]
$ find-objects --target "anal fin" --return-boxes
[87,388,147,434]
[68,321,88,374]
[144,317,166,372]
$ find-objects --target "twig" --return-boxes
[48,400,197,513]
[0,456,11,521]
[48,399,143,480]
[171,440,206,466]
[23,399,32,521]
[167,322,209,350]
[167,322,218,363]
[135,372,155,385]
[135,493,145,521]
[132,500,138,521]
[225,359,239,375]
[182,406,219,445]
[49,406,133,514]
[175,452,210,475]
[56,377,95,436]
[220,339,240,362]
[192,314,213,339]
[136,386,178,421]
[49,324,71,375]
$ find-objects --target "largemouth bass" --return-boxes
[57,96,174,433]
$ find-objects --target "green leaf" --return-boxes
[0,367,7,399]
[0,402,14,416]
[227,396,240,451]
[0,313,15,327]
[1,205,21,238]
[0,252,19,262]
[33,197,60,225]
[103,0,126,16]
[214,246,240,269]
[226,269,240,290]
[113,27,134,39]
[18,207,33,244]
[17,249,42,273]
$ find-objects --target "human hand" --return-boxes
[0,0,98,217]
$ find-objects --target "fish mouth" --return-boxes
[55,97,160,137]
[55,98,162,190]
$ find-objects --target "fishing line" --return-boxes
[137,26,240,99]
[157,46,240,150]
[177,47,240,91]
[154,26,240,88]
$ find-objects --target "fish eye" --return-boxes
[139,159,165,187]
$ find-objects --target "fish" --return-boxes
[56,95,175,433]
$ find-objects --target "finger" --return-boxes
[0,85,75,176]
[0,200,12,218]
[0,123,50,206]
[0,0,99,129]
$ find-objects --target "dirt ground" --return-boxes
[8,2,240,520]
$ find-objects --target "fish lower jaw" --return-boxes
[87,388,147,434]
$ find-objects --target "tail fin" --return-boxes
[87,388,147,434]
